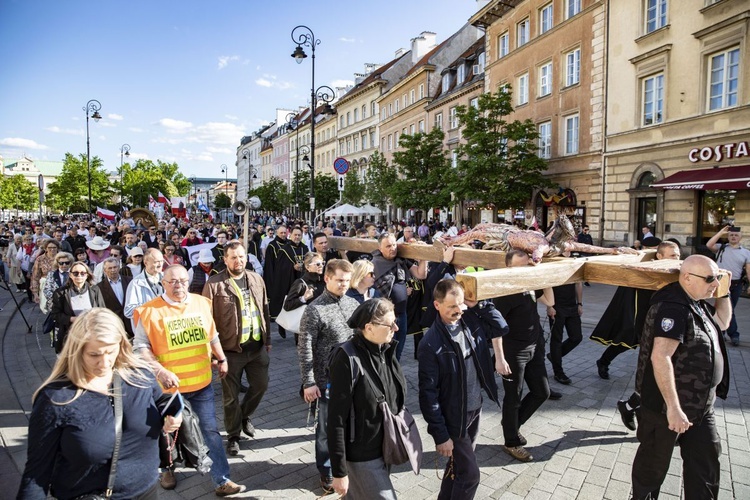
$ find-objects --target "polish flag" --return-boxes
[96,206,116,221]
[158,191,170,206]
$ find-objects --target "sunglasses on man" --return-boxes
[687,272,722,284]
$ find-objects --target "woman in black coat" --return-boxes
[50,261,106,353]
[282,252,325,343]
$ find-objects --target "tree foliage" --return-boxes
[213,192,232,210]
[453,85,551,209]
[120,159,190,208]
[315,174,339,213]
[46,153,113,213]
[251,176,289,214]
[341,169,365,206]
[0,174,38,211]
[364,151,397,211]
[391,128,454,216]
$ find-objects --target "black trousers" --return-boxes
[222,347,270,439]
[438,408,481,500]
[632,406,721,500]
[599,343,630,365]
[548,313,582,374]
[501,335,550,446]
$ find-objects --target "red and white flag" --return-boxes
[158,191,170,206]
[530,216,539,230]
[96,206,116,221]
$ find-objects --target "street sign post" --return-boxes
[333,157,350,175]
[337,174,345,192]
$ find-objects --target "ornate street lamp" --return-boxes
[120,144,130,212]
[240,148,258,192]
[220,164,228,222]
[291,25,335,222]
[84,100,102,215]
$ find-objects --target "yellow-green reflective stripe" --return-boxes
[157,346,208,362]
[170,359,211,375]
[179,372,212,387]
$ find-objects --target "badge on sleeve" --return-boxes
[660,318,674,332]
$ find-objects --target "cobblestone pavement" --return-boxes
[2,282,750,499]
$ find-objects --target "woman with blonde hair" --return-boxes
[346,259,381,304]
[18,308,182,499]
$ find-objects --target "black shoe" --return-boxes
[731,336,740,346]
[596,359,610,380]
[517,433,527,446]
[584,281,590,287]
[239,384,248,393]
[226,437,240,456]
[242,418,255,438]
[548,390,562,400]
[617,400,637,431]
[320,475,334,494]
[554,373,572,385]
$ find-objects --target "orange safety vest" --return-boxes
[134,294,217,394]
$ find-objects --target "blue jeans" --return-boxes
[184,383,231,487]
[315,391,331,478]
[727,280,742,339]
[394,311,408,361]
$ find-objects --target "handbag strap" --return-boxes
[106,371,124,498]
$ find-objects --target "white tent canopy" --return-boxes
[359,203,382,215]
[324,203,363,217]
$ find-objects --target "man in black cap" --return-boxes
[706,225,750,346]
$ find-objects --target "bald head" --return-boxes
[680,255,721,301]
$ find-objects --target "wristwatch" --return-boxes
[577,302,583,306]
[216,358,227,364]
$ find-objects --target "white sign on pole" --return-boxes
[337,174,345,192]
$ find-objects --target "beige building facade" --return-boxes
[472,0,607,235]
[604,0,750,249]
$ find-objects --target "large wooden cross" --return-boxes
[328,237,730,300]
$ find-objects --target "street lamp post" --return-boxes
[220,164,228,222]
[286,112,301,218]
[84,100,102,215]
[291,25,335,223]
[120,144,130,212]
[240,148,258,193]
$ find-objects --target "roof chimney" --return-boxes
[411,31,437,64]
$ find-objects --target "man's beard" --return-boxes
[227,266,244,277]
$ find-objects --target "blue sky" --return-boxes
[0,0,480,178]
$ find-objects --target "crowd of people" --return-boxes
[0,211,742,499]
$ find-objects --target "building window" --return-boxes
[353,108,358,122]
[362,104,367,119]
[518,73,529,105]
[564,114,579,155]
[538,121,552,158]
[340,116,345,128]
[346,140,351,154]
[449,107,458,129]
[470,97,479,109]
[419,84,425,99]
[346,112,351,126]
[388,134,393,150]
[540,3,553,35]
[370,131,376,148]
[452,150,458,168]
[410,89,416,104]
[457,64,466,85]
[435,112,443,130]
[395,99,399,113]
[642,73,664,125]
[517,18,530,47]
[565,48,580,87]
[708,47,739,111]
[539,62,553,97]
[498,32,509,58]
[371,101,377,116]
[395,132,399,146]
[442,73,451,92]
[362,134,368,149]
[419,120,425,132]
[565,0,581,19]
[354,137,359,152]
[388,103,393,116]
[645,0,667,34]
[410,124,416,134]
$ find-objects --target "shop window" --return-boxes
[701,190,736,242]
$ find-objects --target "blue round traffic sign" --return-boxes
[333,157,350,175]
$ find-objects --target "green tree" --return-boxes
[253,177,289,213]
[120,159,191,208]
[341,169,365,206]
[291,170,312,213]
[391,128,454,216]
[213,192,232,210]
[47,153,113,213]
[0,174,38,212]
[453,85,551,209]
[315,174,339,213]
[364,151,397,212]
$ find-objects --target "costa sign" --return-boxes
[688,141,748,163]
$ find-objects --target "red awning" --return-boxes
[651,165,750,190]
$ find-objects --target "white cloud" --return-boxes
[206,146,232,154]
[108,113,124,120]
[99,121,117,128]
[128,152,150,160]
[0,137,49,150]
[157,118,193,131]
[225,114,238,121]
[151,120,245,149]
[128,127,144,133]
[339,37,356,43]
[218,55,240,69]
[45,126,84,136]
[255,74,293,90]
